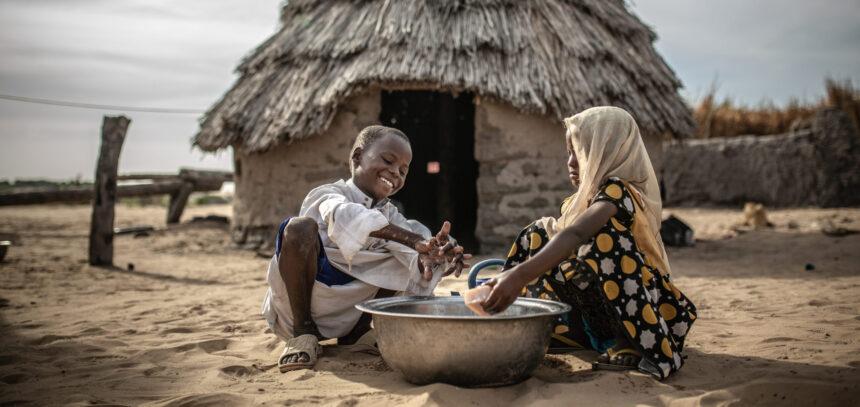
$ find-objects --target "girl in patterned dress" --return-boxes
[481,106,696,379]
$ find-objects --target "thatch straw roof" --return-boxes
[195,0,694,153]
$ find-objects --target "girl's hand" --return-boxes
[482,272,525,314]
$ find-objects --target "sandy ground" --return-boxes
[0,203,858,406]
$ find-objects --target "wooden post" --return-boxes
[89,115,130,266]
[166,181,194,224]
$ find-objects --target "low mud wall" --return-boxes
[663,108,860,207]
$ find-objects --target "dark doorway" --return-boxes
[380,91,479,252]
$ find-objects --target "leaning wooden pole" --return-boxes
[89,115,130,266]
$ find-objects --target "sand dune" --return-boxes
[1,204,858,406]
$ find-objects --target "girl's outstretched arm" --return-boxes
[483,201,617,314]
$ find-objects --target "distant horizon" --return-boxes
[1,0,857,180]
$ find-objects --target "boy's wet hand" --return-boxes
[443,249,472,277]
[434,221,460,256]
[418,251,446,281]
[413,239,436,254]
[434,221,452,246]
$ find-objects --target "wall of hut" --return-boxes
[473,100,570,252]
[229,90,669,253]
[472,100,667,252]
[230,92,380,248]
[662,108,860,207]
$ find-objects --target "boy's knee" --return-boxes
[283,217,318,244]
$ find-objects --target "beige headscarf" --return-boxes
[555,106,671,276]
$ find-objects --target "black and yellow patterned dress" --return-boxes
[504,177,696,379]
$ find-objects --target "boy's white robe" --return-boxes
[262,179,443,340]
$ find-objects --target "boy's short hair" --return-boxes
[349,125,410,173]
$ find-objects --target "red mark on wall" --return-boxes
[427,161,440,174]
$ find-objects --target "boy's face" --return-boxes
[352,133,412,202]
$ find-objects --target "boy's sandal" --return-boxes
[343,329,380,356]
[591,347,641,371]
[279,334,322,373]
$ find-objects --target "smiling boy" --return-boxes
[262,125,469,372]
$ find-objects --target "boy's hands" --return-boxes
[413,221,472,280]
[434,221,472,277]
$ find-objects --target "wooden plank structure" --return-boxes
[0,169,230,222]
[1,114,233,266]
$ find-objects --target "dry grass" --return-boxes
[693,78,860,138]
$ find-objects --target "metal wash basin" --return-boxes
[356,296,570,387]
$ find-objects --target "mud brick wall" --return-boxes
[662,108,860,207]
[230,92,380,248]
[474,101,576,253]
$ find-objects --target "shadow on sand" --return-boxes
[95,265,223,286]
[669,230,860,280]
[319,345,860,406]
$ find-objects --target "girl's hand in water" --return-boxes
[482,272,525,314]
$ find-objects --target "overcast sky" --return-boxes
[1,0,858,180]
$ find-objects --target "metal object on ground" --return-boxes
[356,296,570,387]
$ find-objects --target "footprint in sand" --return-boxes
[158,393,248,407]
[292,370,317,381]
[143,366,167,376]
[0,354,21,366]
[197,338,232,354]
[219,365,256,378]
[30,335,75,346]
[761,337,802,343]
[79,327,108,336]
[185,304,208,316]
[1,373,31,384]
[162,327,196,335]
[164,338,233,355]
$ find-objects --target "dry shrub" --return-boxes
[693,78,859,138]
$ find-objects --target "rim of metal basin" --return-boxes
[356,296,570,320]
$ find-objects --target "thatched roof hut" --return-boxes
[195,0,693,252]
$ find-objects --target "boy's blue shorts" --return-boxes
[275,218,356,286]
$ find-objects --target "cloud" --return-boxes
[1,0,859,179]
[629,0,860,103]
[0,0,280,179]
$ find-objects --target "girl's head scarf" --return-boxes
[556,106,671,276]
